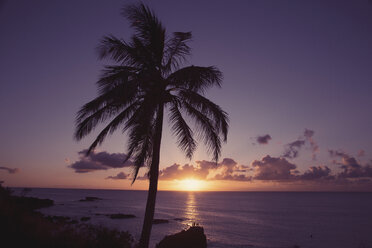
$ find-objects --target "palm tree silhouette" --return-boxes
[74,3,228,248]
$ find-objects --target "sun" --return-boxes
[176,178,205,191]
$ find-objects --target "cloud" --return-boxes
[358,150,365,157]
[69,150,133,173]
[283,140,306,159]
[157,161,211,180]
[152,158,251,181]
[256,134,272,145]
[0,166,19,174]
[283,129,318,159]
[106,172,129,180]
[329,150,372,178]
[251,155,297,180]
[211,158,252,181]
[304,129,319,160]
[300,166,333,180]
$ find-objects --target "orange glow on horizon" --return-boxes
[174,178,207,191]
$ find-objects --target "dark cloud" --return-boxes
[300,166,333,180]
[283,140,306,159]
[0,166,19,174]
[213,173,252,181]
[256,134,272,145]
[106,172,129,180]
[329,149,372,178]
[69,150,133,173]
[283,129,318,160]
[329,149,347,158]
[251,155,297,180]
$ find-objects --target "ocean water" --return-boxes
[12,188,372,248]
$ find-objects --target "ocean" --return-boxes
[12,188,372,248]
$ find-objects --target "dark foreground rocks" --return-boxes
[107,213,136,219]
[156,226,207,248]
[153,219,169,224]
[79,196,102,202]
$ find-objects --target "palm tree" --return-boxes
[74,3,228,248]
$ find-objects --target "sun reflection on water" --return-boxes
[184,192,200,226]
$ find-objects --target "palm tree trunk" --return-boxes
[138,103,164,248]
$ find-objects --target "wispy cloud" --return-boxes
[358,150,365,157]
[106,172,129,180]
[283,140,306,159]
[283,129,318,159]
[0,166,19,174]
[304,129,319,160]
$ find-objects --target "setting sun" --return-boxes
[176,179,206,191]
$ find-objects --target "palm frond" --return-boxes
[75,95,111,127]
[97,65,138,94]
[97,35,135,64]
[75,82,139,139]
[179,89,228,141]
[123,97,159,182]
[122,3,165,66]
[168,97,196,159]
[180,100,222,162]
[75,104,120,141]
[85,101,140,154]
[167,66,222,93]
[163,32,192,73]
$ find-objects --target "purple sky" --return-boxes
[0,0,372,190]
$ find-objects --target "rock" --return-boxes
[153,219,169,224]
[79,196,102,202]
[156,226,207,248]
[46,215,70,223]
[80,216,91,222]
[46,215,78,225]
[107,213,136,219]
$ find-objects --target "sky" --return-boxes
[0,0,372,191]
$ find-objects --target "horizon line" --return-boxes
[7,186,372,193]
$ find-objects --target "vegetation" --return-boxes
[0,185,133,248]
[75,3,228,247]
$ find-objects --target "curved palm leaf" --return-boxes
[167,65,222,93]
[86,101,140,154]
[97,65,137,94]
[168,97,196,159]
[179,89,228,141]
[180,100,222,162]
[163,32,192,73]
